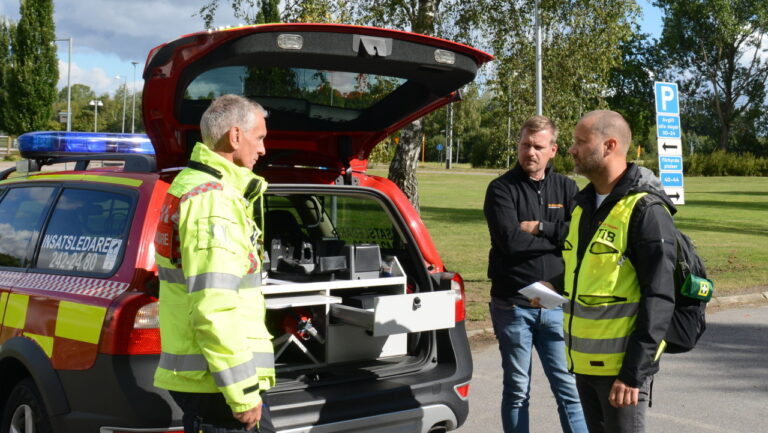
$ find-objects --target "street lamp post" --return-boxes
[534,0,542,115]
[89,100,103,132]
[54,37,73,132]
[131,61,139,133]
[115,75,127,133]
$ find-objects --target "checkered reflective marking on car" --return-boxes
[0,292,108,369]
[16,273,128,300]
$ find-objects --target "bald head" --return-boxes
[581,110,631,155]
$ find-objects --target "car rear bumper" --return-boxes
[52,325,471,433]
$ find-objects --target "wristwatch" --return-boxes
[538,221,544,234]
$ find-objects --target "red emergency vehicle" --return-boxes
[0,23,492,433]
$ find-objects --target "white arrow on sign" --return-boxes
[657,138,683,156]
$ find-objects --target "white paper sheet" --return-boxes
[519,281,567,309]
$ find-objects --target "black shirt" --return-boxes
[484,164,578,304]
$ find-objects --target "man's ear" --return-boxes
[228,126,241,151]
[603,137,618,157]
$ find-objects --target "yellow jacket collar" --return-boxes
[190,142,261,195]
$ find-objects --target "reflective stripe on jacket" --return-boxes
[154,143,274,413]
[563,192,647,376]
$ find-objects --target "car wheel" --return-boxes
[1,378,52,433]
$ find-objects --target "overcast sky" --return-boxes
[1,0,666,96]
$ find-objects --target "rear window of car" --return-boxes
[185,66,406,117]
[0,186,56,267]
[264,192,407,279]
[36,188,134,275]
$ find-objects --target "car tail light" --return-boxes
[454,381,470,400]
[451,272,466,323]
[101,292,161,355]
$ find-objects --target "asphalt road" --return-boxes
[457,304,768,432]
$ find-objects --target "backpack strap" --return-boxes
[625,193,674,266]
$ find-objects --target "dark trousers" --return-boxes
[574,374,651,433]
[170,391,276,433]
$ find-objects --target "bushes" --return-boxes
[685,151,768,176]
[633,151,768,176]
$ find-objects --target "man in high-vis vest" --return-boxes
[154,94,275,432]
[565,110,677,433]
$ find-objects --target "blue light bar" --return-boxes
[18,131,155,155]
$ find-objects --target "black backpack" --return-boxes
[665,228,712,353]
[633,195,713,354]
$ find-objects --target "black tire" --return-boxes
[1,377,53,433]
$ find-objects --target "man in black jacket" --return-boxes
[565,110,676,433]
[484,115,586,433]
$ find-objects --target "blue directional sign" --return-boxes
[436,143,444,151]
[660,171,684,188]
[655,82,679,115]
[659,156,683,171]
[657,115,681,138]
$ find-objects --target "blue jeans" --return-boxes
[490,298,587,433]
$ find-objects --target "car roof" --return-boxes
[141,23,493,174]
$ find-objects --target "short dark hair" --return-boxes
[519,115,558,146]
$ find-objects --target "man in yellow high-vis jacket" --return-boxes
[565,110,676,433]
[154,94,275,432]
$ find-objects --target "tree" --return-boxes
[196,0,448,211]
[654,0,768,152]
[606,28,663,153]
[199,0,281,27]
[0,18,16,134]
[473,0,640,164]
[351,0,444,212]
[5,0,58,135]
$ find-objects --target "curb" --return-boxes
[466,292,768,339]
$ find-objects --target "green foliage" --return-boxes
[686,151,768,176]
[654,0,768,152]
[606,28,661,145]
[5,0,58,135]
[0,18,14,133]
[462,0,640,165]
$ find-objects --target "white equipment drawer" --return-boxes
[330,290,456,336]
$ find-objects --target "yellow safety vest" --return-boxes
[154,143,274,413]
[563,192,647,376]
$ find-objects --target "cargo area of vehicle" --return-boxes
[260,187,455,380]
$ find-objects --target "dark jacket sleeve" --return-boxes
[483,179,559,258]
[618,199,677,387]
[540,177,578,245]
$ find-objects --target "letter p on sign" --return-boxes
[655,82,679,115]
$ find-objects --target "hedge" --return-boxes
[636,151,768,176]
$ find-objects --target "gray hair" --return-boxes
[200,94,267,149]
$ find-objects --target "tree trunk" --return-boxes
[719,123,730,152]
[386,0,436,212]
[388,120,423,212]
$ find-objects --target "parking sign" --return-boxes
[654,81,684,205]
[655,82,679,115]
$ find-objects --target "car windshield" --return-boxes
[185,66,406,113]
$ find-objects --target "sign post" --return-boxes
[654,82,685,204]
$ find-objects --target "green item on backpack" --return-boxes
[681,274,714,302]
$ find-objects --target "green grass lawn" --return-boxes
[369,165,768,323]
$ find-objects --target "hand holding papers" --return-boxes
[519,281,567,309]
